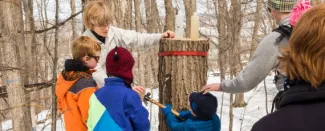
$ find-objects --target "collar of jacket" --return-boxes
[278,81,325,109]
[279,15,291,27]
[83,25,114,45]
[104,77,131,88]
[91,30,106,43]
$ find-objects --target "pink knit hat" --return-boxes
[290,0,312,26]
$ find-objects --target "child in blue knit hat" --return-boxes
[161,92,221,131]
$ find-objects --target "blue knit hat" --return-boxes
[189,92,218,120]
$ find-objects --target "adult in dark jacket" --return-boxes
[251,4,325,131]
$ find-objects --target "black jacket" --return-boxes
[252,81,325,131]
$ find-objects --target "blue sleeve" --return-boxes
[125,93,150,131]
[165,112,187,131]
[179,110,193,119]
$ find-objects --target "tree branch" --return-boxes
[24,10,83,34]
[0,65,23,71]
[0,81,53,98]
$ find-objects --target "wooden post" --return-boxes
[158,38,209,131]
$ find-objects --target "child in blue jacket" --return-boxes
[87,47,149,131]
[161,92,221,131]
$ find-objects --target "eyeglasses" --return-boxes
[89,55,100,62]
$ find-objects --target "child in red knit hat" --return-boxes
[87,46,150,131]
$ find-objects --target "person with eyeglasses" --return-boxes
[82,1,175,95]
[55,36,101,131]
[202,0,297,94]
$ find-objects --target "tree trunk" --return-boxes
[22,0,38,129]
[233,93,247,107]
[217,0,227,123]
[134,0,142,32]
[125,0,133,30]
[22,0,32,85]
[0,4,5,130]
[249,0,262,60]
[183,0,197,37]
[229,0,246,108]
[217,0,227,80]
[144,0,153,32]
[151,0,160,32]
[164,0,175,31]
[0,0,33,130]
[113,0,126,27]
[229,94,234,131]
[158,39,209,131]
[51,0,59,130]
[137,49,146,93]
[70,0,77,39]
[151,46,159,89]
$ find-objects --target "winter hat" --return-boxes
[289,0,312,26]
[106,46,135,84]
[189,92,218,120]
[268,0,297,12]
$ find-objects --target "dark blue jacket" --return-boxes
[165,111,221,131]
[87,77,150,131]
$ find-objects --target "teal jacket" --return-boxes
[165,111,221,131]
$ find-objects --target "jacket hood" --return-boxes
[55,73,79,99]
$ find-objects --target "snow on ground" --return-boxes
[2,73,278,131]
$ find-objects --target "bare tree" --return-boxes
[216,0,227,122]
[125,0,133,30]
[229,94,234,131]
[230,0,246,108]
[151,0,161,32]
[22,0,40,129]
[249,0,262,60]
[144,0,153,32]
[164,0,175,31]
[0,3,5,130]
[71,0,77,39]
[134,0,142,31]
[183,0,197,37]
[51,0,60,130]
[0,0,33,130]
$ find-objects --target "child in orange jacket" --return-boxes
[55,36,101,131]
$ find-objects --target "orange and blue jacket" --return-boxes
[55,70,98,131]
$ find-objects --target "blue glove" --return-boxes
[179,110,192,119]
[161,104,172,116]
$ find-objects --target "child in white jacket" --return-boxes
[82,1,175,94]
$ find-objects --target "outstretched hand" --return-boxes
[162,30,175,38]
[201,83,221,94]
[132,86,145,96]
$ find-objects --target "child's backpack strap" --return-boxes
[272,25,293,44]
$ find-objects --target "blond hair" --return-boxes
[279,4,325,88]
[83,0,113,29]
[72,36,101,60]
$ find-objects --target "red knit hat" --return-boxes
[106,47,135,84]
